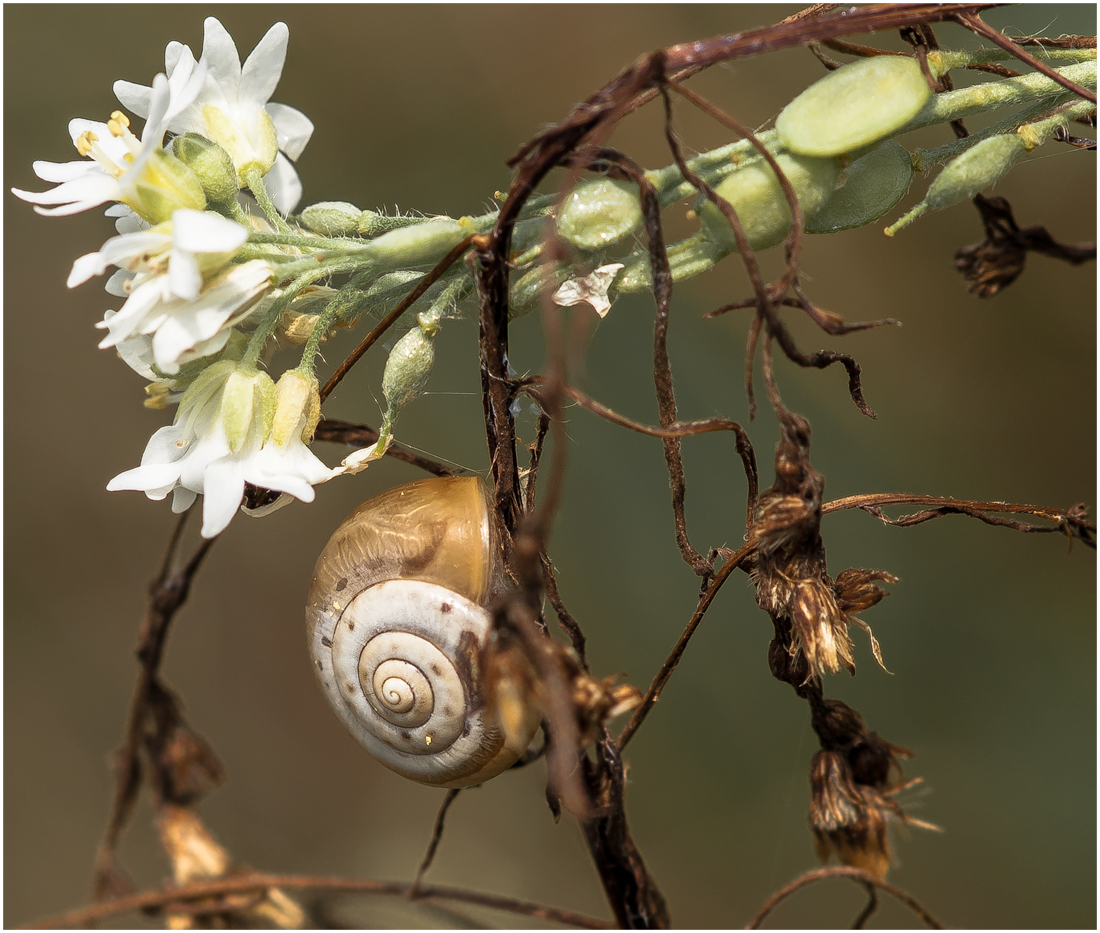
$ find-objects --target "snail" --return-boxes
[306,476,541,788]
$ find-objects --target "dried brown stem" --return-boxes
[25,872,614,931]
[618,542,755,750]
[319,235,475,404]
[547,381,758,533]
[953,12,1098,103]
[92,518,218,901]
[313,419,461,476]
[410,788,461,896]
[823,493,1096,547]
[746,865,944,929]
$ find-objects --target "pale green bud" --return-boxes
[885,132,1028,236]
[127,148,207,224]
[777,56,931,158]
[357,211,426,238]
[220,368,276,453]
[300,202,362,237]
[925,133,1027,211]
[557,178,643,249]
[806,141,914,234]
[172,133,239,207]
[362,218,468,267]
[202,103,279,177]
[272,371,321,445]
[698,153,840,252]
[382,324,436,412]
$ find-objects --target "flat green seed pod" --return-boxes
[806,141,914,233]
[926,133,1027,211]
[557,178,643,249]
[777,56,931,158]
[698,153,839,252]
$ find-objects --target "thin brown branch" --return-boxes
[410,788,461,896]
[312,418,461,476]
[746,866,943,929]
[953,12,1098,103]
[618,542,755,750]
[548,381,758,533]
[823,493,1096,547]
[25,873,614,931]
[319,235,475,404]
[92,522,219,901]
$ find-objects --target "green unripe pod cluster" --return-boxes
[777,55,932,157]
[805,140,914,234]
[697,153,840,252]
[557,177,644,250]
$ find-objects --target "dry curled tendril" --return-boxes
[30,4,1094,930]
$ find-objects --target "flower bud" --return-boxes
[172,133,239,207]
[220,368,276,453]
[925,132,1027,211]
[806,140,914,234]
[362,218,468,268]
[127,148,207,224]
[300,201,362,237]
[777,55,931,158]
[271,371,321,446]
[382,318,437,412]
[698,153,839,252]
[202,103,279,177]
[885,132,1028,236]
[557,178,643,249]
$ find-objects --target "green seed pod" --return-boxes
[382,323,436,412]
[697,153,840,252]
[925,132,1027,211]
[172,133,238,207]
[557,178,643,250]
[806,141,914,233]
[300,201,362,237]
[363,218,468,268]
[776,56,931,158]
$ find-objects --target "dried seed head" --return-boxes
[752,417,895,682]
[808,743,936,880]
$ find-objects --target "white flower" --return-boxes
[12,56,207,219]
[115,18,313,213]
[99,254,272,376]
[108,362,334,537]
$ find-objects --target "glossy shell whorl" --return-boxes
[306,477,538,788]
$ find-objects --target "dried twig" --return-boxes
[25,873,614,931]
[746,865,944,929]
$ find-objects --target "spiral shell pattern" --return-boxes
[306,477,541,788]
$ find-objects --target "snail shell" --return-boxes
[306,476,540,788]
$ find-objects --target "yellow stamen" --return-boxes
[76,130,99,158]
[108,111,131,136]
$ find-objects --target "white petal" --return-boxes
[263,153,302,213]
[168,250,203,301]
[173,209,248,253]
[202,18,244,88]
[106,461,183,495]
[28,159,97,183]
[113,79,152,117]
[240,22,289,104]
[68,252,109,288]
[172,486,198,513]
[201,457,247,537]
[265,102,313,160]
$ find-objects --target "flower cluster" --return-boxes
[12,18,333,537]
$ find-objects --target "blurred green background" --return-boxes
[5,4,1095,928]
